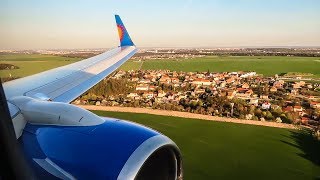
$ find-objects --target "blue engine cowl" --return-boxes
[19,117,183,180]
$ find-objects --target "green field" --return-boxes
[119,60,143,71]
[93,111,320,180]
[1,54,320,79]
[0,54,80,78]
[121,56,320,77]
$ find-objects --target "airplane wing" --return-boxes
[1,15,183,179]
[3,15,137,103]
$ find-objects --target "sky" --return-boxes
[0,0,319,49]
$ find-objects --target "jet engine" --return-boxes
[8,96,183,179]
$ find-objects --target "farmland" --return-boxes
[0,54,80,78]
[122,56,320,77]
[1,54,320,79]
[93,110,320,180]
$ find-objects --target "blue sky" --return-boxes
[0,0,319,49]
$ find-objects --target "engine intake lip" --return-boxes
[117,135,182,180]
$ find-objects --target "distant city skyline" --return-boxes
[1,0,320,49]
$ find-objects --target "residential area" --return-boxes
[74,69,320,128]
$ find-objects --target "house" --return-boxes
[227,90,237,99]
[307,96,318,101]
[306,84,313,89]
[138,79,151,84]
[283,106,293,112]
[172,71,178,77]
[220,81,226,88]
[192,79,212,86]
[291,89,297,95]
[245,89,253,96]
[293,106,303,112]
[299,81,306,86]
[157,91,166,98]
[131,77,139,82]
[310,102,320,109]
[195,89,205,94]
[171,77,179,83]
[136,84,149,91]
[143,92,154,99]
[226,78,234,84]
[236,92,250,99]
[270,86,277,92]
[159,75,171,83]
[181,82,187,87]
[127,93,139,98]
[240,72,256,78]
[178,95,186,100]
[149,86,156,91]
[292,81,305,89]
[167,94,175,100]
[150,77,157,82]
[301,117,310,125]
[260,95,269,100]
[261,102,271,110]
[292,83,301,89]
[273,80,284,89]
[196,73,205,78]
[249,99,259,106]
[242,83,249,89]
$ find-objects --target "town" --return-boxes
[74,69,320,127]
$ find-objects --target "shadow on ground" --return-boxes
[282,129,320,166]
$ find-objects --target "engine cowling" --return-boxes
[9,97,183,179]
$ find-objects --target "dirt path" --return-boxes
[78,105,298,129]
[137,61,144,70]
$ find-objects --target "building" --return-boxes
[270,86,277,92]
[261,102,271,110]
[242,83,249,89]
[136,84,149,91]
[191,78,212,86]
[310,102,320,109]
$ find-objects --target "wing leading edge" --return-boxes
[3,15,137,103]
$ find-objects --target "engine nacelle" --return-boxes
[9,96,183,179]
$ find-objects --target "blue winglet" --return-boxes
[115,15,134,47]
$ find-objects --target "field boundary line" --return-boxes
[78,105,298,129]
[138,61,144,70]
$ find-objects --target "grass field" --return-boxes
[119,60,143,71]
[1,54,320,79]
[121,56,320,77]
[0,54,80,78]
[93,111,320,180]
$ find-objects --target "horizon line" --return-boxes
[1,45,320,51]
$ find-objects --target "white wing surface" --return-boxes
[3,15,136,103]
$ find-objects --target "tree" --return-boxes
[189,100,198,109]
[255,109,262,117]
[265,111,274,120]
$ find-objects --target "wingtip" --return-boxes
[114,15,135,47]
